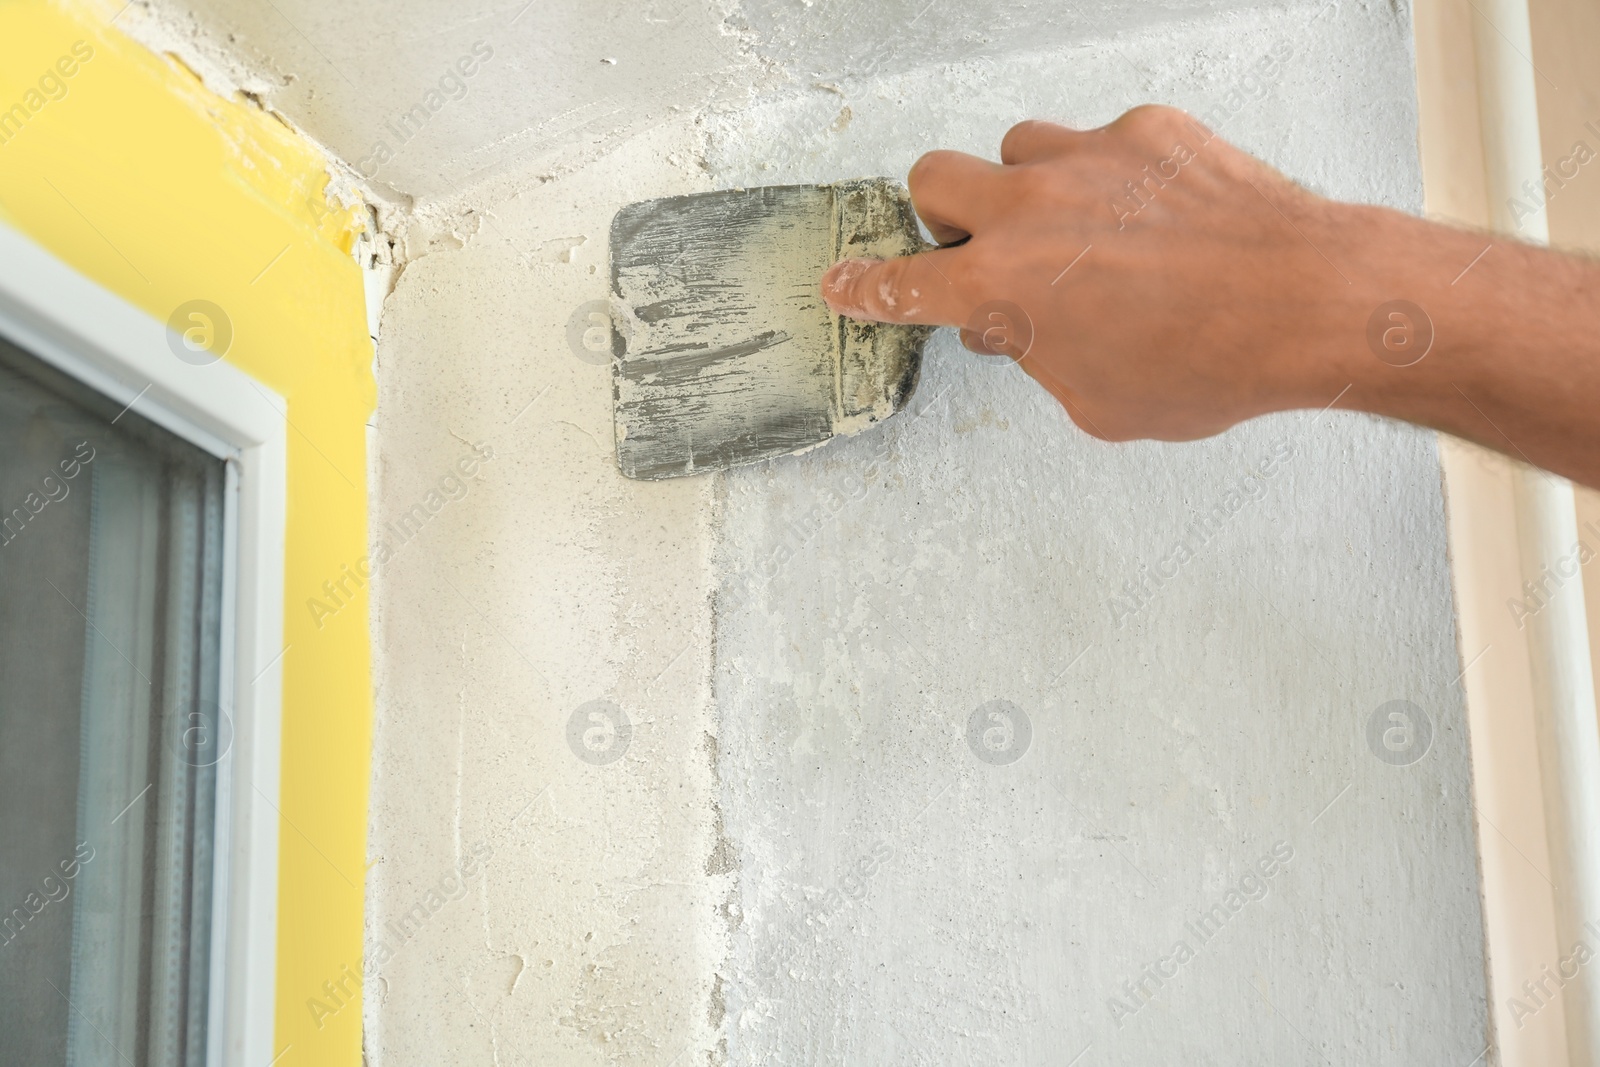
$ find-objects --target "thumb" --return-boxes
[820,252,963,326]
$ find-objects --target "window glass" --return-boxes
[0,332,226,1067]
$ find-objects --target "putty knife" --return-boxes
[609,178,934,480]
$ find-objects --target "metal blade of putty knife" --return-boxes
[609,178,934,480]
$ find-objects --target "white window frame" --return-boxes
[0,221,284,1066]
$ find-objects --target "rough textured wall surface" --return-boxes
[704,5,1490,1065]
[361,122,730,1064]
[152,0,1490,1062]
[147,0,1325,203]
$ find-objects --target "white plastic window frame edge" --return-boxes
[0,221,285,1067]
[1470,0,1600,1059]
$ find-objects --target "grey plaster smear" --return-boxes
[610,180,932,480]
[706,6,1489,1067]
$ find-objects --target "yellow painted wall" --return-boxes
[0,1,373,1062]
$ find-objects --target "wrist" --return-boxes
[1296,200,1491,424]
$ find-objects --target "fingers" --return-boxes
[821,249,966,326]
[999,119,1086,164]
[906,150,1006,243]
[1107,103,1209,142]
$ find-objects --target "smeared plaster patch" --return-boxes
[538,234,589,264]
[708,973,727,1029]
[472,953,528,1000]
[705,734,738,878]
[951,407,1009,434]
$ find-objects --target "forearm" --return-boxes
[818,110,1600,488]
[1311,202,1600,487]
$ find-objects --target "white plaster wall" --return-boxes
[147,0,1321,203]
[151,0,1492,1062]
[705,8,1489,1062]
[361,121,731,1064]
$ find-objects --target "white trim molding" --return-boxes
[1471,3,1600,1063]
[0,221,285,1067]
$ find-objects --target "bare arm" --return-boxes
[819,106,1600,489]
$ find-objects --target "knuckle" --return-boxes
[1002,119,1078,164]
[1115,103,1186,142]
[1000,119,1042,152]
[907,150,956,188]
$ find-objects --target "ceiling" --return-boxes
[155,0,1283,205]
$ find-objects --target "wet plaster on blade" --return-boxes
[611,186,839,481]
[609,180,929,480]
[704,5,1489,1066]
[363,117,732,1065]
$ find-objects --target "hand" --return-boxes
[819,106,1375,442]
